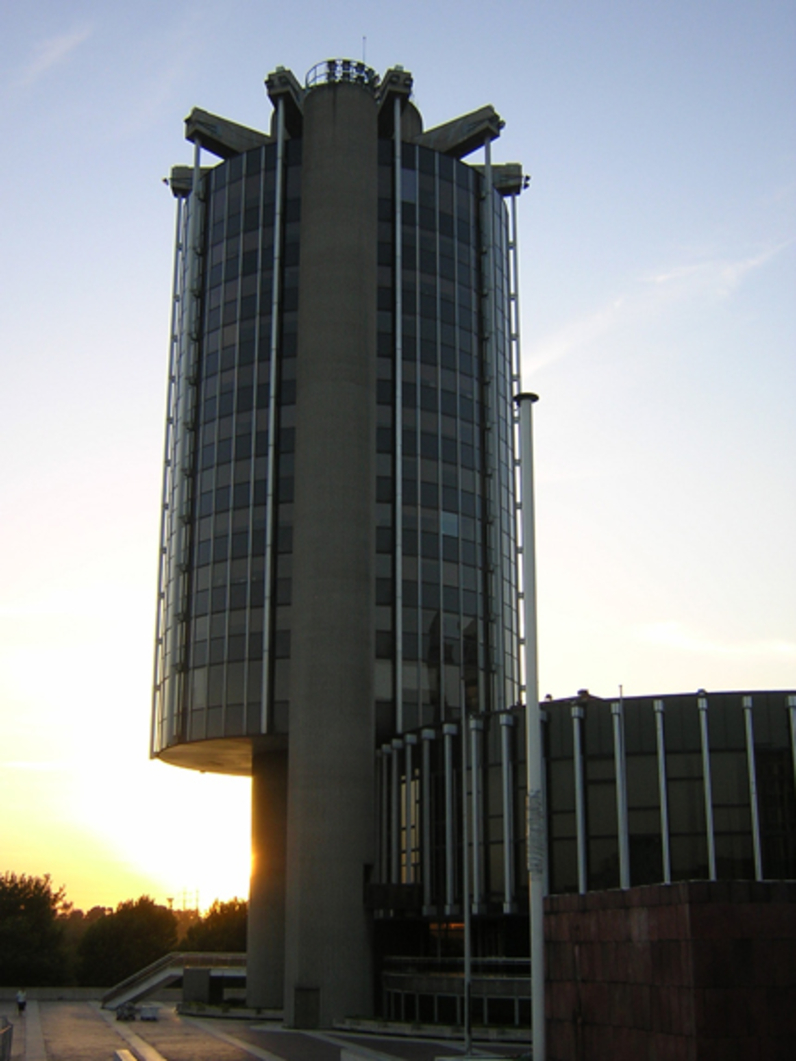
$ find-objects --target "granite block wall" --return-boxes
[544,881,796,1061]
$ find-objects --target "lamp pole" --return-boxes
[514,392,544,1061]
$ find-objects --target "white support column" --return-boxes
[470,717,485,911]
[515,391,544,1061]
[653,700,672,884]
[161,195,191,749]
[391,738,403,884]
[500,713,516,912]
[611,700,630,889]
[379,746,390,883]
[443,722,457,914]
[167,138,204,741]
[742,696,763,881]
[152,192,186,755]
[571,704,587,894]
[260,96,286,731]
[481,138,505,717]
[405,734,418,883]
[697,694,717,881]
[421,728,435,914]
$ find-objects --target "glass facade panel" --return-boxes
[153,139,296,753]
[376,146,518,737]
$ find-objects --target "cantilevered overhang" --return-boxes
[414,104,504,159]
[156,734,288,776]
[473,162,530,196]
[376,65,419,139]
[265,66,304,138]
[185,107,271,159]
[168,164,214,197]
[377,64,414,107]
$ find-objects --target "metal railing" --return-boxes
[384,955,530,978]
[305,59,378,91]
[101,951,245,1009]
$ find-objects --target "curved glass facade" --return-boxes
[153,97,521,770]
[375,139,520,738]
[153,139,303,765]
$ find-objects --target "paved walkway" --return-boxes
[0,1002,525,1061]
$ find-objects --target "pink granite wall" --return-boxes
[544,881,796,1061]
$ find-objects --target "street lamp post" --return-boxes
[514,393,545,1061]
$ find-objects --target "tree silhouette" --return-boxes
[77,896,177,986]
[182,898,247,952]
[0,872,69,986]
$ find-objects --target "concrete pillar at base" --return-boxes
[247,749,288,1009]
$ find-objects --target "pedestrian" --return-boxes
[15,989,26,1015]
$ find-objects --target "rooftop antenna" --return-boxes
[362,36,366,63]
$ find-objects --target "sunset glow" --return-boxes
[1,0,793,910]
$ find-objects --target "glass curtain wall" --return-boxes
[542,692,796,893]
[154,139,302,755]
[374,136,519,739]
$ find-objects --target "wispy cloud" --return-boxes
[16,25,92,89]
[112,11,211,138]
[636,620,796,659]
[526,241,792,373]
[524,296,627,373]
[0,761,72,772]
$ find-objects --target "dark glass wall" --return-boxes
[154,139,301,756]
[376,691,796,915]
[154,129,520,763]
[664,698,710,879]
[374,138,520,739]
[546,703,577,894]
[624,702,663,885]
[583,700,620,890]
[754,693,796,877]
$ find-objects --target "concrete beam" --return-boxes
[185,107,271,159]
[413,104,503,159]
[472,162,530,196]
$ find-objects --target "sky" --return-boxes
[0,1,793,912]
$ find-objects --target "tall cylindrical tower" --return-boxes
[152,59,526,1027]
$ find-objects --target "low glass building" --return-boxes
[374,688,796,1025]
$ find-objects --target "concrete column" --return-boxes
[284,80,378,1029]
[611,700,630,889]
[653,700,672,884]
[391,737,403,883]
[743,696,763,880]
[470,717,484,911]
[500,713,516,912]
[421,728,435,914]
[405,734,418,882]
[443,722,458,914]
[571,704,587,894]
[248,749,288,1009]
[697,694,717,880]
[379,745,390,882]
